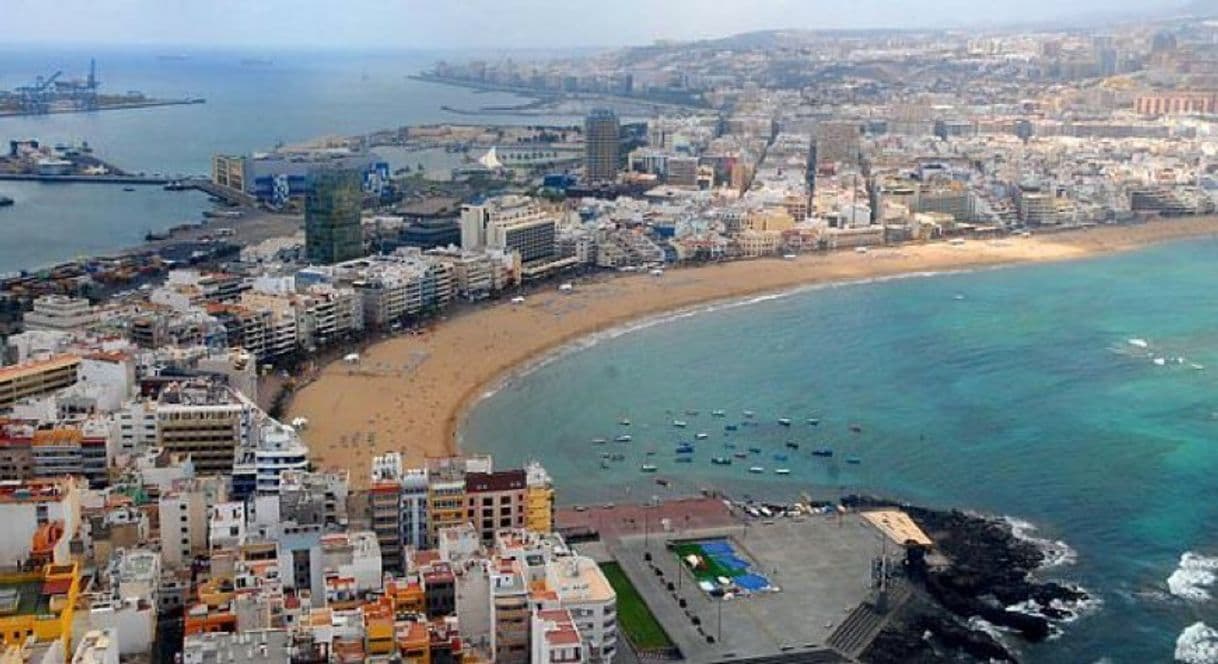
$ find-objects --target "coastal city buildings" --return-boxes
[10,12,1218,663]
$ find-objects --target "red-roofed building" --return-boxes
[531,608,586,664]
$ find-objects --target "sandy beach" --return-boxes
[287,218,1218,488]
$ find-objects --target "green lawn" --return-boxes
[672,542,745,582]
[599,562,675,651]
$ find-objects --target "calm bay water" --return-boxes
[0,47,567,271]
[463,239,1218,662]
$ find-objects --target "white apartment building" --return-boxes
[24,295,99,332]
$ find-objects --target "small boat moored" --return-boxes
[695,432,709,440]
[846,457,861,465]
[619,418,631,426]
[785,441,799,449]
[807,418,820,426]
[748,466,764,474]
[673,420,688,428]
[775,468,791,475]
[711,456,732,465]
[711,409,727,417]
[592,438,608,445]
[725,424,738,432]
[743,410,756,418]
[812,448,834,457]
[748,446,762,454]
[640,464,658,473]
[778,418,792,426]
[614,434,632,443]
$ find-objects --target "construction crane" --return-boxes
[15,70,62,114]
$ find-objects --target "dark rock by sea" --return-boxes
[842,495,1090,663]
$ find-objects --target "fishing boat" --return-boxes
[592,438,608,445]
[614,434,632,443]
[748,446,762,454]
[712,456,732,465]
[807,418,820,426]
[695,432,709,440]
[748,466,764,474]
[673,420,688,428]
[785,441,799,449]
[774,468,791,475]
[812,448,833,457]
[725,424,738,432]
[846,457,861,465]
[640,464,658,473]
[773,453,788,462]
[778,418,792,426]
[711,409,727,417]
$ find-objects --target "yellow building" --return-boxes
[746,207,796,232]
[524,462,553,534]
[0,356,80,411]
[0,563,81,655]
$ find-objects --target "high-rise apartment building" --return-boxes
[583,109,620,183]
[305,169,364,265]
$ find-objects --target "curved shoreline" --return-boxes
[450,264,997,450]
[288,218,1218,488]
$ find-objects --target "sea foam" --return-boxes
[1175,622,1218,663]
[1005,516,1078,568]
[1168,552,1218,601]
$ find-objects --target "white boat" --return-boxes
[558,283,574,292]
[695,433,709,440]
[777,418,791,426]
[615,434,632,443]
[774,468,790,475]
[673,420,688,428]
[748,466,764,474]
[640,464,658,473]
[510,296,526,304]
[743,410,755,418]
[592,438,608,445]
[711,409,727,417]
[619,418,631,426]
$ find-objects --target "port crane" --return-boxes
[15,70,62,114]
[14,60,101,114]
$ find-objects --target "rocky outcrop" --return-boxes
[844,495,1090,663]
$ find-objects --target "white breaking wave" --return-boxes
[1005,516,1078,568]
[1168,552,1218,601]
[1176,622,1218,663]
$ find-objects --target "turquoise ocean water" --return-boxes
[463,239,1218,662]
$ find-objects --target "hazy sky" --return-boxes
[7,0,1181,50]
